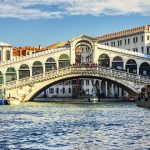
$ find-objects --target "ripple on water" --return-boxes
[0,102,150,150]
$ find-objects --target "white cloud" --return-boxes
[0,0,150,19]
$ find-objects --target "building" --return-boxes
[97,25,150,54]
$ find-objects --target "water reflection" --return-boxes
[0,102,150,149]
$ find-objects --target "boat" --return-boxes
[136,100,150,108]
[6,97,20,105]
[88,86,99,102]
[128,97,136,102]
[89,96,98,102]
[0,99,8,105]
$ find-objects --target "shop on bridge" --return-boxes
[19,64,30,79]
[6,67,17,82]
[58,54,70,68]
[98,54,110,67]
[125,59,137,74]
[45,57,57,72]
[139,62,150,76]
[32,61,43,75]
[112,56,124,70]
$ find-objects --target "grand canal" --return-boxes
[0,101,150,150]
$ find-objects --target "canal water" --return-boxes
[0,101,150,150]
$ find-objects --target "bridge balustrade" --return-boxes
[1,66,150,90]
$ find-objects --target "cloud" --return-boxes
[0,0,150,20]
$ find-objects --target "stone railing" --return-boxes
[1,66,150,90]
[98,44,150,59]
[0,46,69,66]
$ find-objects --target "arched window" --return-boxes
[139,62,150,76]
[58,54,70,68]
[32,61,43,75]
[62,87,65,94]
[112,56,123,70]
[126,59,137,74]
[45,57,57,72]
[98,54,110,67]
[56,87,59,94]
[19,64,30,79]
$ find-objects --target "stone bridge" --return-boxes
[0,66,149,101]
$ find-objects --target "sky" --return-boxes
[0,0,150,47]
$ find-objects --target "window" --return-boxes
[133,37,138,43]
[49,88,54,94]
[72,80,76,85]
[120,40,122,46]
[114,42,115,46]
[128,38,130,44]
[56,88,59,94]
[73,88,76,93]
[147,47,150,54]
[124,39,127,45]
[68,88,71,93]
[141,36,144,42]
[86,80,89,85]
[141,47,144,53]
[118,41,120,46]
[133,48,138,52]
[6,50,10,60]
[62,87,65,94]
[147,35,150,41]
[111,42,113,46]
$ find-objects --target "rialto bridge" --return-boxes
[0,35,150,101]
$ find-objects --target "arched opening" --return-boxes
[6,67,17,82]
[6,50,10,60]
[98,54,110,67]
[58,54,70,68]
[139,62,150,76]
[126,59,137,74]
[112,56,123,70]
[0,71,4,84]
[75,40,92,64]
[56,87,59,94]
[32,61,43,75]
[45,57,57,72]
[19,64,30,79]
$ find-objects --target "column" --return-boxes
[111,84,114,97]
[105,81,108,97]
[119,87,122,98]
[29,67,32,77]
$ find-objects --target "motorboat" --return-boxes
[89,96,98,102]
[6,97,20,105]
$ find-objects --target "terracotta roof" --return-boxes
[96,25,150,41]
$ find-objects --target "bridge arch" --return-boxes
[112,56,123,70]
[139,62,150,76]
[6,67,17,82]
[32,61,43,75]
[98,54,110,67]
[126,59,137,74]
[58,54,70,68]
[19,64,30,79]
[24,73,140,101]
[45,57,57,72]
